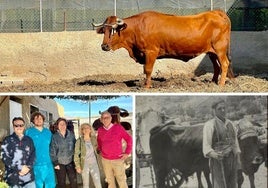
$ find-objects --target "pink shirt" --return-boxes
[97,124,132,160]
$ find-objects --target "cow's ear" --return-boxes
[96,27,104,34]
[117,23,127,31]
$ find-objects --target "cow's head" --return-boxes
[237,124,264,174]
[92,16,127,51]
[93,106,130,131]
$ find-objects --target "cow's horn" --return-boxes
[91,22,104,28]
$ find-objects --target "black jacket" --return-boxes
[50,130,76,166]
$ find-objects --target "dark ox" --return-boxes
[236,122,265,188]
[93,10,234,88]
[150,124,211,188]
[92,106,131,131]
[149,123,265,188]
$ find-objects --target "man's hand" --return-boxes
[76,168,82,174]
[121,154,129,161]
[19,165,30,176]
[54,165,60,170]
[209,151,224,160]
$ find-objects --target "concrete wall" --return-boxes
[0,31,267,84]
[0,97,10,133]
[0,96,60,134]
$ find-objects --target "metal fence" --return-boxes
[0,0,267,33]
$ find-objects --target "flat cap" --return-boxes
[212,99,225,109]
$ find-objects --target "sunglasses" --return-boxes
[14,124,24,128]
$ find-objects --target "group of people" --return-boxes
[0,110,132,188]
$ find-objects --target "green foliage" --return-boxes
[0,182,8,188]
[228,8,268,31]
[0,159,6,185]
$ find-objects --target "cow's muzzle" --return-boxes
[101,44,111,51]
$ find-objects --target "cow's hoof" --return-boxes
[218,81,225,86]
[144,83,151,88]
[212,78,218,84]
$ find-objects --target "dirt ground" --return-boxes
[0,73,267,93]
[0,31,267,93]
[139,163,267,188]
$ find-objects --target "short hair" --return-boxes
[12,117,25,124]
[55,117,67,126]
[212,99,225,109]
[30,111,45,123]
[79,123,94,136]
[101,111,112,118]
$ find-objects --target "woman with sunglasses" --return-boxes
[0,117,36,188]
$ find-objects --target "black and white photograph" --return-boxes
[136,95,267,188]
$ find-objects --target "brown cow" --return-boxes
[93,10,234,88]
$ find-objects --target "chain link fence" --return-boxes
[0,0,267,33]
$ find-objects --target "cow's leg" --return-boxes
[227,59,235,79]
[196,171,204,188]
[144,52,157,88]
[212,36,231,86]
[226,41,235,79]
[215,50,230,86]
[218,54,229,86]
[203,170,212,188]
[208,52,220,84]
[248,174,256,188]
[237,169,244,188]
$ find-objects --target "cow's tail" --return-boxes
[224,11,235,79]
[227,38,235,79]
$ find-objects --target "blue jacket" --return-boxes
[0,133,35,186]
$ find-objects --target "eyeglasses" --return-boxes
[14,124,24,128]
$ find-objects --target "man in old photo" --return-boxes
[203,99,241,188]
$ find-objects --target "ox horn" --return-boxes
[91,22,104,28]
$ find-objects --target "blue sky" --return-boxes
[55,95,133,118]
